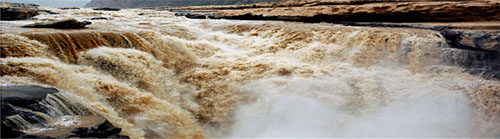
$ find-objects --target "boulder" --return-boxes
[184,13,208,19]
[0,7,39,20]
[67,120,130,138]
[0,2,39,20]
[93,7,121,11]
[22,19,92,29]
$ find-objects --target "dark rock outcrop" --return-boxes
[93,7,121,11]
[2,119,130,139]
[0,7,39,20]
[175,12,219,19]
[22,19,92,29]
[1,85,71,135]
[438,30,500,52]
[67,121,129,138]
[1,85,59,109]
[174,11,188,16]
[91,17,109,20]
[1,123,52,138]
[337,22,500,80]
[0,85,130,138]
[0,2,40,20]
[59,7,80,10]
[439,30,500,80]
[39,10,59,14]
[442,48,500,80]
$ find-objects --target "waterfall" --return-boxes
[1,8,499,138]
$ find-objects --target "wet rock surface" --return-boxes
[175,12,219,19]
[67,120,130,138]
[440,30,500,52]
[442,48,500,80]
[0,4,39,20]
[1,123,52,138]
[0,85,130,138]
[22,19,92,29]
[2,119,130,138]
[1,85,61,133]
[1,85,58,110]
[1,85,67,135]
[341,22,500,80]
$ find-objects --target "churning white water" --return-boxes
[1,7,499,138]
[230,76,485,138]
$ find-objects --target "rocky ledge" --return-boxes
[22,19,92,29]
[201,0,500,22]
[174,0,499,80]
[336,22,499,80]
[0,2,39,20]
[1,85,129,138]
[175,0,500,52]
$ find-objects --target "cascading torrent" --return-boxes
[1,6,499,139]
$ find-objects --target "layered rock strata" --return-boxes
[85,0,287,8]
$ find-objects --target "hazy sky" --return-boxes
[1,0,91,7]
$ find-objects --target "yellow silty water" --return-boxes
[0,8,499,138]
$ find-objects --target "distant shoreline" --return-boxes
[1,0,91,7]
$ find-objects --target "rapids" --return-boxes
[1,8,499,138]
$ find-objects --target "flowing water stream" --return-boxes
[1,8,499,138]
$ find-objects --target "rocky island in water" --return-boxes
[1,0,499,138]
